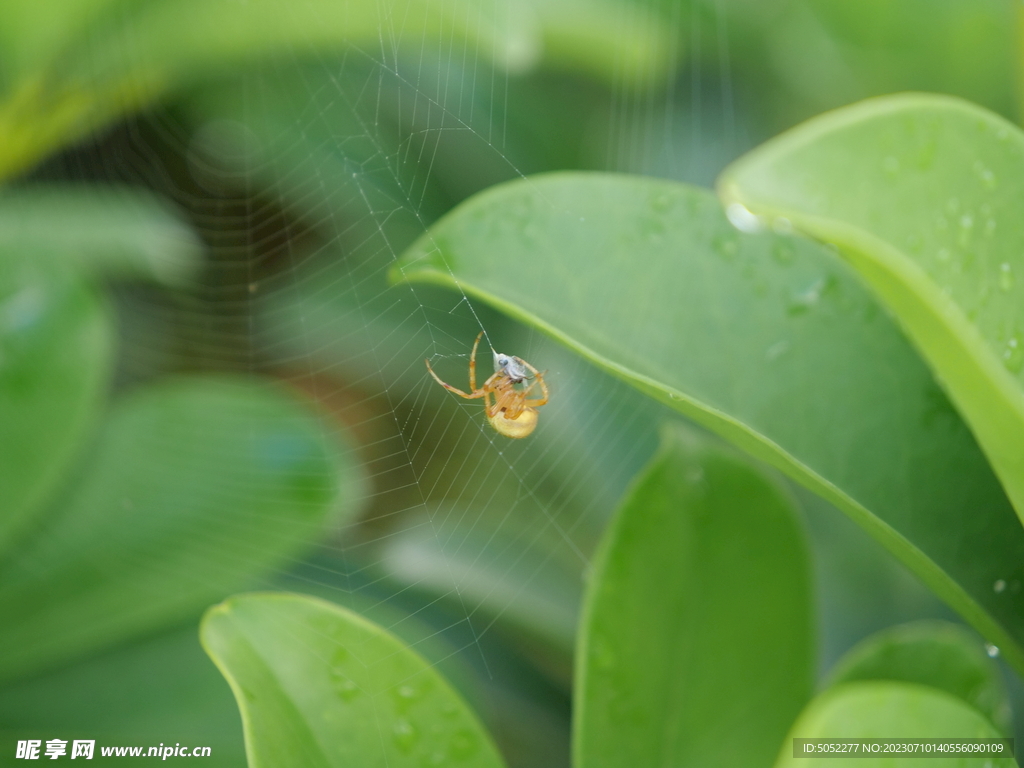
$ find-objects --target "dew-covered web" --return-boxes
[29,0,960,764]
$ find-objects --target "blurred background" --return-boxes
[0,0,1020,765]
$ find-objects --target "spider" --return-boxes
[425,332,549,438]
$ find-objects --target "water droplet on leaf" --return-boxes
[973,160,997,189]
[998,263,1014,292]
[771,241,795,265]
[336,679,360,701]
[915,139,937,170]
[393,718,419,754]
[651,194,672,213]
[957,214,974,248]
[447,729,479,760]
[393,683,421,713]
[725,203,763,233]
[765,340,790,361]
[787,277,830,316]
[712,234,738,260]
[1002,336,1023,373]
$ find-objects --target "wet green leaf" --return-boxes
[392,173,1024,674]
[201,591,507,768]
[575,424,813,768]
[719,94,1024,531]
[826,621,1010,735]
[0,376,363,682]
[775,681,1014,767]
[0,258,112,555]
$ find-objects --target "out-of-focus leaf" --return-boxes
[0,258,112,556]
[0,0,540,181]
[575,424,813,768]
[826,621,1011,735]
[763,0,1016,127]
[524,0,674,84]
[774,682,1015,767]
[201,592,507,768]
[391,173,1024,674]
[719,94,1024,531]
[184,58,485,231]
[0,376,363,683]
[0,187,201,285]
[184,31,660,226]
[0,626,245,766]
[0,0,678,182]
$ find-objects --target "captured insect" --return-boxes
[425,332,549,438]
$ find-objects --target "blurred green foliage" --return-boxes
[0,0,1021,766]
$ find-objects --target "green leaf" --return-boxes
[201,591,507,768]
[0,375,363,683]
[391,173,1024,674]
[0,186,202,285]
[575,423,813,768]
[0,257,112,554]
[775,681,1015,768]
[826,621,1010,735]
[718,94,1024,529]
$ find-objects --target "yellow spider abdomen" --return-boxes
[488,407,538,439]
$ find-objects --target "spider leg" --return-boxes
[469,331,484,390]
[425,358,485,399]
[491,379,528,419]
[477,372,511,417]
[520,363,549,407]
[490,386,521,418]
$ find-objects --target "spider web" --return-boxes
[4,1,966,765]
